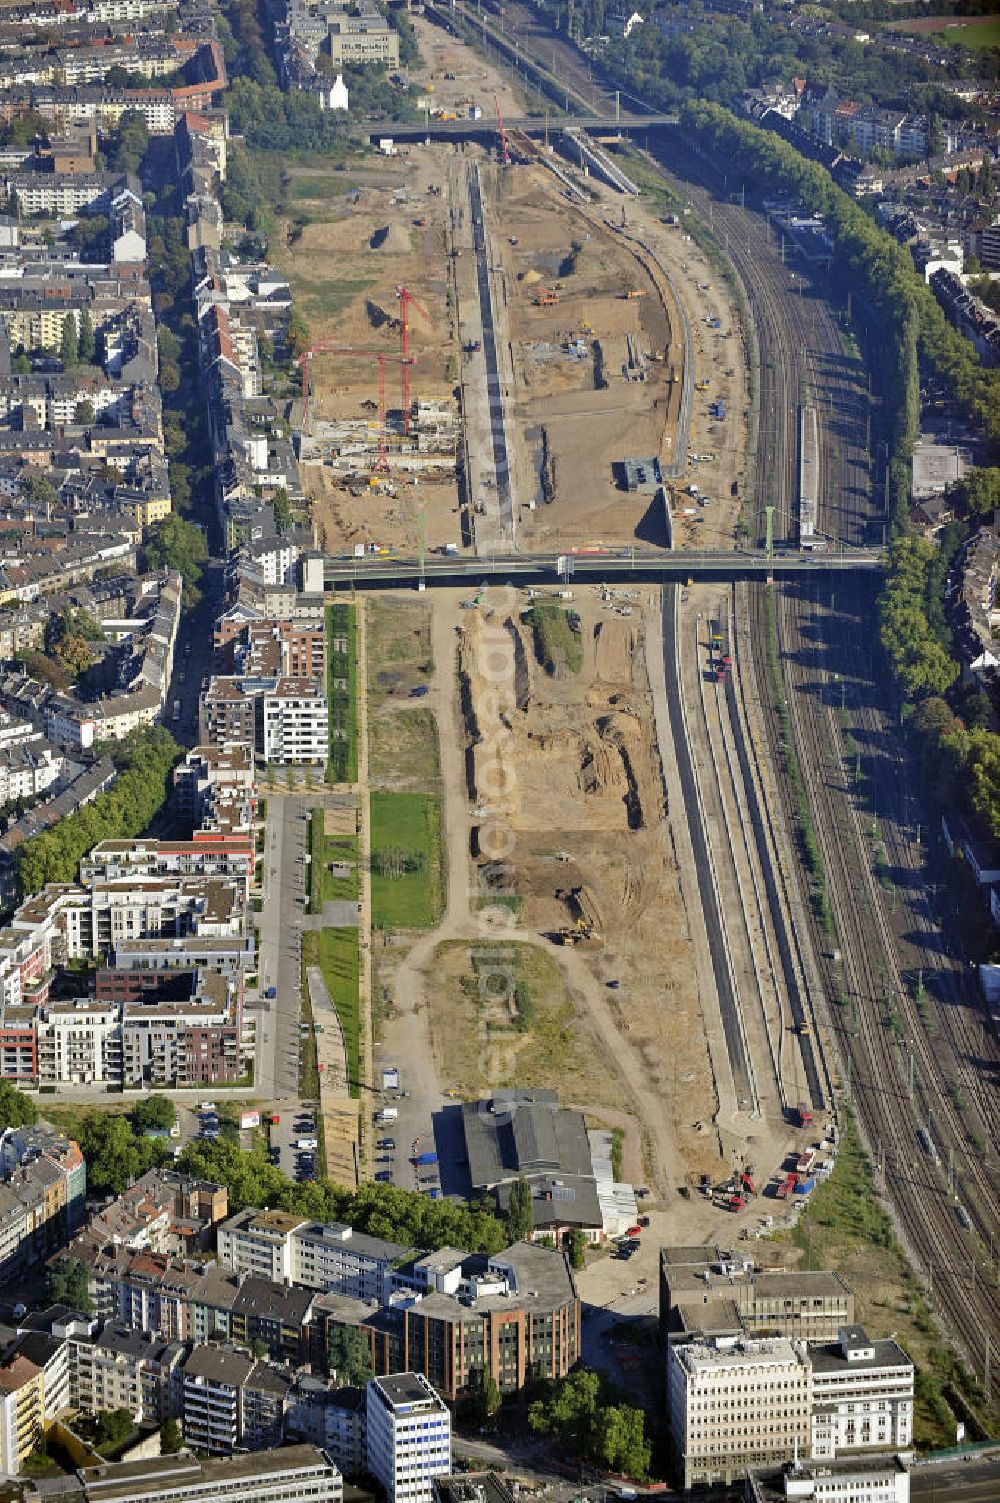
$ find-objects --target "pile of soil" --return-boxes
[370,223,412,253]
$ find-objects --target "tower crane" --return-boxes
[395,285,430,436]
[298,344,411,472]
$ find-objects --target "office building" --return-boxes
[660,1246,854,1343]
[808,1327,913,1459]
[0,1446,344,1502]
[366,1373,452,1503]
[666,1337,812,1490]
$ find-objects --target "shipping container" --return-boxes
[795,1177,816,1196]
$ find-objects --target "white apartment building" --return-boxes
[36,1001,121,1087]
[261,678,327,764]
[217,1209,411,1301]
[217,1208,303,1283]
[291,1220,411,1300]
[367,1373,451,1503]
[808,1327,913,1460]
[666,1337,812,1490]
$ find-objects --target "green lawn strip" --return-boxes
[309,812,360,910]
[287,176,361,201]
[305,926,361,1098]
[293,275,375,323]
[327,602,358,782]
[370,791,444,928]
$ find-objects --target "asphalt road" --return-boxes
[910,1457,1000,1501]
[324,548,884,589]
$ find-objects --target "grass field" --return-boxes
[929,18,1000,49]
[327,602,358,783]
[427,940,624,1108]
[367,598,433,709]
[288,176,361,201]
[366,599,439,789]
[305,927,361,1097]
[370,707,441,789]
[527,603,583,676]
[772,1110,1000,1448]
[309,810,360,911]
[370,791,444,928]
[294,274,377,325]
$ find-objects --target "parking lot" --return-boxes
[369,1065,443,1197]
[268,1102,321,1183]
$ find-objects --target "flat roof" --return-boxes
[809,1336,911,1375]
[374,1372,444,1410]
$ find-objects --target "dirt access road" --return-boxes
[375,585,728,1201]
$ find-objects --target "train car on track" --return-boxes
[798,403,821,549]
[917,1126,940,1164]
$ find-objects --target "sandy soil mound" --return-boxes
[370,223,412,253]
[594,618,638,684]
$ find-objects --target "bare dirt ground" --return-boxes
[402,12,527,121]
[457,585,724,1192]
[277,147,463,555]
[495,174,679,549]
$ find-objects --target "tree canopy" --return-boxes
[0,1082,37,1132]
[49,1256,94,1314]
[176,1136,508,1252]
[130,1095,176,1135]
[143,515,209,608]
[15,727,179,896]
[529,1369,651,1480]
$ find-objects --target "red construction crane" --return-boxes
[494,93,510,167]
[396,285,430,436]
[298,344,411,472]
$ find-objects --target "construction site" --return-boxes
[286,6,747,562]
[283,15,815,1238]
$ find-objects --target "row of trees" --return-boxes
[879,536,959,700]
[680,102,1000,470]
[681,105,1000,850]
[555,1,998,117]
[177,1135,511,1252]
[14,726,180,896]
[143,513,209,609]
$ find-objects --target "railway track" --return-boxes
[459,6,1000,1381]
[646,124,1000,1375]
[773,579,1000,1375]
[685,608,775,1116]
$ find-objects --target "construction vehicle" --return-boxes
[795,1103,814,1128]
[535,288,559,307]
[623,289,646,300]
[494,94,510,167]
[695,379,710,392]
[741,1171,756,1197]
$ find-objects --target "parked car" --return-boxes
[377,1137,396,1150]
[375,1171,392,1183]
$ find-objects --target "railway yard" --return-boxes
[286,0,1000,1427]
